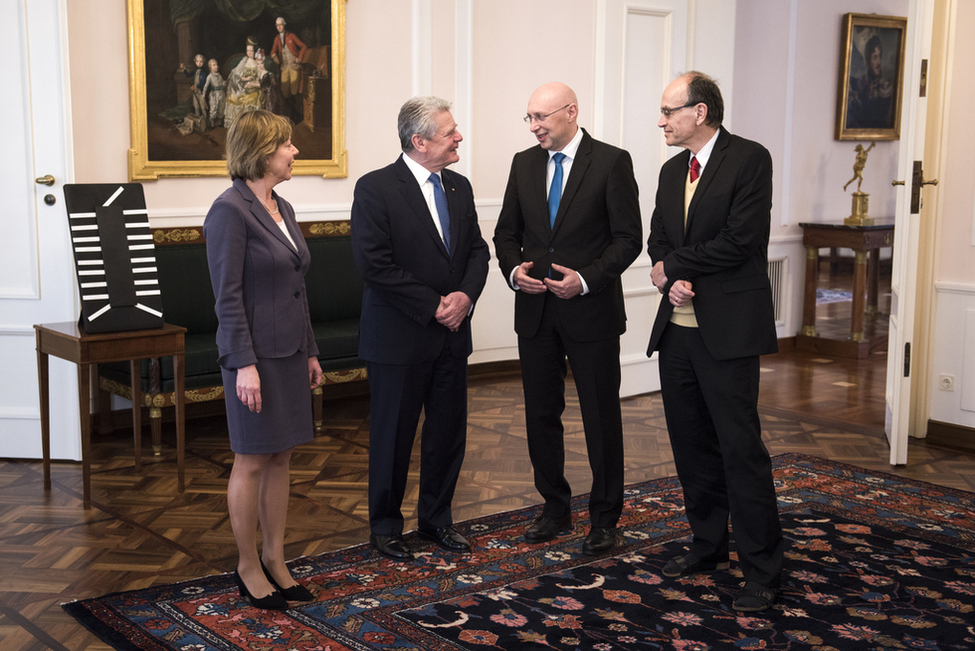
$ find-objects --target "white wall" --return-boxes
[55,0,975,441]
[928,0,975,429]
[733,0,908,341]
[62,0,738,403]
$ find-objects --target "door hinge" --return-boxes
[903,342,911,377]
[919,59,928,97]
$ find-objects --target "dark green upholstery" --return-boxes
[304,235,363,368]
[99,228,364,399]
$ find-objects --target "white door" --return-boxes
[885,0,938,465]
[0,0,79,460]
[595,0,689,398]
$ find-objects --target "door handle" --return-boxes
[891,178,937,186]
[35,174,56,186]
[895,162,938,214]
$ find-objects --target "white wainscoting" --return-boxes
[930,282,975,429]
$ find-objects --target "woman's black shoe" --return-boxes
[261,560,314,602]
[233,569,288,610]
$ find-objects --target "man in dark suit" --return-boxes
[647,72,784,612]
[351,96,489,561]
[494,82,642,555]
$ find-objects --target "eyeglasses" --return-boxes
[659,102,699,118]
[524,104,571,124]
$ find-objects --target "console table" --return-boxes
[796,220,894,358]
[35,321,186,508]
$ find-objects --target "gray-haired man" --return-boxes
[350,97,489,561]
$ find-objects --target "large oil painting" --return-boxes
[127,0,346,180]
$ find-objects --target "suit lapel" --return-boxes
[394,157,450,258]
[235,179,299,259]
[279,201,309,263]
[669,151,691,249]
[552,133,591,236]
[685,127,730,235]
[547,129,593,238]
[529,147,549,229]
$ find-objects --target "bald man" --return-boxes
[494,82,642,555]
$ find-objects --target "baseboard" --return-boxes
[926,420,975,455]
[777,336,797,351]
[469,359,522,380]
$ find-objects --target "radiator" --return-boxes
[767,258,785,325]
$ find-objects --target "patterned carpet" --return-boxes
[63,454,975,650]
[815,288,854,305]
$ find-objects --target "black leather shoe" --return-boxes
[524,514,572,543]
[233,569,288,610]
[418,526,472,553]
[582,527,617,555]
[733,581,777,612]
[370,533,414,561]
[261,560,314,602]
[661,552,730,578]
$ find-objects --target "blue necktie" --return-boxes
[429,173,450,253]
[548,152,566,229]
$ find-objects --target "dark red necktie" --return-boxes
[690,156,701,183]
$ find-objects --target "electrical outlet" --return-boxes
[939,374,955,391]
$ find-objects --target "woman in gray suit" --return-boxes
[204,110,322,610]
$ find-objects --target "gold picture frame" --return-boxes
[835,12,907,141]
[126,0,346,180]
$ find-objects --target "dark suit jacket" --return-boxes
[646,127,778,361]
[351,156,490,365]
[204,178,319,370]
[493,129,642,342]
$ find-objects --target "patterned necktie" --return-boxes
[429,173,450,253]
[690,155,701,183]
[548,152,566,229]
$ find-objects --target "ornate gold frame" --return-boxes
[126,0,347,180]
[835,13,906,141]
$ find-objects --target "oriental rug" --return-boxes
[815,288,854,305]
[63,453,975,650]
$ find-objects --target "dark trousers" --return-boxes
[518,294,625,528]
[366,346,468,536]
[657,323,784,587]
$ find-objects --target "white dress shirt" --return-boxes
[402,152,448,243]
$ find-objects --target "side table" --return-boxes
[796,220,894,358]
[35,321,186,509]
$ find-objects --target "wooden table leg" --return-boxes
[174,351,185,492]
[149,358,162,456]
[130,359,142,472]
[78,362,92,509]
[800,245,819,337]
[866,248,880,316]
[851,250,868,343]
[36,333,51,491]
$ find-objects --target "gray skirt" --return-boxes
[221,349,315,454]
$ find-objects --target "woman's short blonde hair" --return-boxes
[225,110,293,181]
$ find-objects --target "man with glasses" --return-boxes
[647,72,783,612]
[494,82,642,555]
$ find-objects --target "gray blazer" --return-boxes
[204,178,318,370]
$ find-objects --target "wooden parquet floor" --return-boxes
[2,328,973,649]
